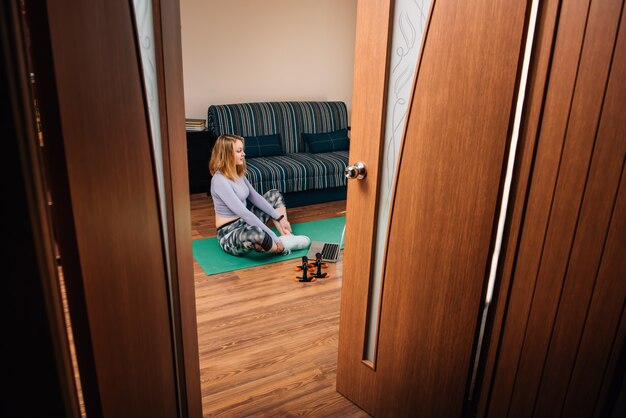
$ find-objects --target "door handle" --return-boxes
[345,161,367,180]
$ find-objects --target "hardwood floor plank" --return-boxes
[190,194,367,416]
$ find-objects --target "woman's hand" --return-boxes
[278,217,292,235]
[274,240,285,253]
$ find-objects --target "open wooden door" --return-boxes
[337,0,532,416]
[23,0,201,416]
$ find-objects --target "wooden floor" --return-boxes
[191,193,368,417]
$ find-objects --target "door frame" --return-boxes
[151,0,202,415]
[2,0,79,415]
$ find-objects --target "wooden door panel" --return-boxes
[504,0,624,416]
[538,7,626,415]
[486,0,598,414]
[374,0,528,415]
[532,4,626,414]
[483,0,626,416]
[338,0,530,416]
[475,1,563,414]
[562,164,626,418]
[36,0,179,416]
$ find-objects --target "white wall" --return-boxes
[180,0,357,119]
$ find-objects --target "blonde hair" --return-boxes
[209,134,246,180]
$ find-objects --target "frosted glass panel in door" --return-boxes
[365,0,431,362]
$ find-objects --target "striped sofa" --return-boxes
[207,101,349,206]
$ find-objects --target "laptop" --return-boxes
[306,224,346,263]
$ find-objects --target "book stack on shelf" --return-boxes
[185,118,206,132]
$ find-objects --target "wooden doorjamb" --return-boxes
[151,0,202,416]
[2,0,80,416]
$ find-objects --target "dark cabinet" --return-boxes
[186,130,214,194]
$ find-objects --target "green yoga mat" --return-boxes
[192,216,346,276]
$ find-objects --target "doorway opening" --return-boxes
[180,1,359,415]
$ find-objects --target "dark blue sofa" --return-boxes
[207,101,349,207]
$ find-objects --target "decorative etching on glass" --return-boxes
[365,0,431,362]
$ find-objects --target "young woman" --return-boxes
[209,134,310,256]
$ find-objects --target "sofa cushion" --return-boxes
[244,133,282,158]
[245,150,349,195]
[303,128,350,153]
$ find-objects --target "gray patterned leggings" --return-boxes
[216,189,286,256]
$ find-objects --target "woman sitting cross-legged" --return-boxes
[209,134,310,256]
